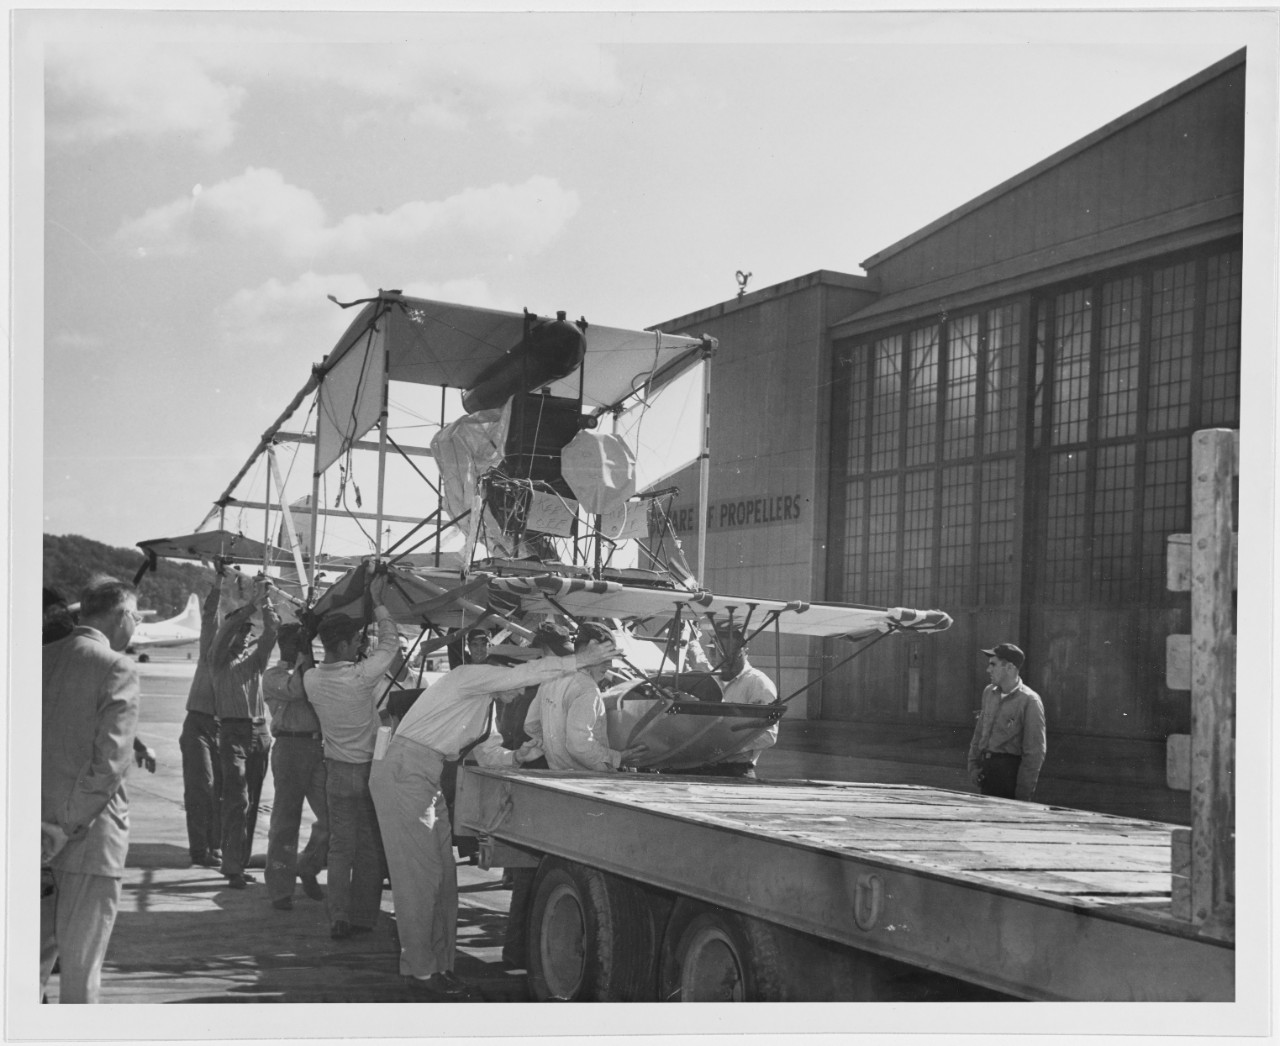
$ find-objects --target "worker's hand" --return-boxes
[41,822,69,865]
[516,743,545,765]
[620,742,649,766]
[135,744,158,774]
[575,640,617,669]
[262,599,281,626]
[968,768,982,790]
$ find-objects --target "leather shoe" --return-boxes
[272,896,294,910]
[410,971,472,998]
[192,853,222,869]
[227,873,252,889]
[330,920,353,940]
[300,874,325,901]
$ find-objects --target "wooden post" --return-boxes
[1187,429,1236,939]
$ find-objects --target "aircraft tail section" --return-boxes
[173,592,202,631]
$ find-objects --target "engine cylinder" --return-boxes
[462,312,587,413]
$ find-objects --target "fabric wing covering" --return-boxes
[305,563,951,642]
[314,293,705,474]
[136,530,295,567]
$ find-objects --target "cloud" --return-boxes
[45,32,623,151]
[49,330,106,352]
[115,169,579,263]
[46,39,246,152]
[217,272,500,350]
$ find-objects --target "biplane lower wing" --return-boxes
[483,573,953,641]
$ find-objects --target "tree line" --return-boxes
[44,534,216,618]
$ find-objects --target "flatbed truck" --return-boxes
[455,769,1233,1002]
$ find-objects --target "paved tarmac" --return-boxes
[39,649,1190,1007]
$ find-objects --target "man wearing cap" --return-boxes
[523,623,645,774]
[967,643,1047,801]
[209,581,279,888]
[304,600,400,940]
[262,623,328,911]
[368,629,619,998]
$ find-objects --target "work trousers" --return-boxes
[324,758,384,928]
[218,720,271,877]
[369,736,457,978]
[266,736,329,902]
[39,869,122,1004]
[179,710,222,860]
[979,752,1022,800]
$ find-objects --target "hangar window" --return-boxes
[828,241,1240,616]
[1030,243,1242,608]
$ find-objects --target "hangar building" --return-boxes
[653,48,1244,746]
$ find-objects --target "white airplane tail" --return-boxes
[171,592,202,631]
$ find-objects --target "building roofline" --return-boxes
[649,269,875,332]
[859,47,1246,271]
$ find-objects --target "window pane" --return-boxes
[1033,309,1047,450]
[944,314,978,460]
[1039,450,1088,603]
[870,335,902,472]
[1203,249,1242,426]
[842,478,865,599]
[985,304,1022,455]
[978,457,1017,605]
[1148,262,1195,431]
[1093,443,1136,604]
[866,476,898,605]
[845,344,870,473]
[938,464,974,606]
[1140,437,1191,600]
[902,471,934,603]
[905,326,938,467]
[1051,289,1091,445]
[1099,277,1142,440]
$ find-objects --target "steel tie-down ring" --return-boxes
[853,873,884,931]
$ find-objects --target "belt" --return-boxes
[221,717,266,726]
[274,730,323,740]
[982,751,1020,761]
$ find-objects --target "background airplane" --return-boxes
[128,593,202,659]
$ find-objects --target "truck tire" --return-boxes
[526,859,661,1001]
[658,900,788,1001]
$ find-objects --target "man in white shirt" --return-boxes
[523,623,641,773]
[303,600,399,940]
[367,631,620,998]
[687,627,780,779]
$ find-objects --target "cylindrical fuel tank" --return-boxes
[462,311,587,413]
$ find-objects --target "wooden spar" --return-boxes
[266,446,310,587]
[374,336,390,555]
[696,349,711,586]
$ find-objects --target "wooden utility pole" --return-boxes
[1164,428,1236,941]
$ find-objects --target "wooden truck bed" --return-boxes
[456,769,1233,1001]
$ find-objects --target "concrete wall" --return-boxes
[650,272,878,717]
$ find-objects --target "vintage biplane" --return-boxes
[137,291,951,770]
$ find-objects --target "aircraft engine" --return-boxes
[462,311,587,413]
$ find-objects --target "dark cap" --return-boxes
[317,612,363,648]
[466,628,491,644]
[981,642,1025,669]
[532,621,573,657]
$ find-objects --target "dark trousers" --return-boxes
[979,752,1022,799]
[325,758,384,928]
[179,711,223,859]
[266,737,329,902]
[218,721,271,876]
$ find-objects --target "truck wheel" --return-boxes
[659,903,786,1001]
[526,860,659,1001]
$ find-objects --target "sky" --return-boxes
[13,6,1278,562]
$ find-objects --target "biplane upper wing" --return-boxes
[315,293,706,472]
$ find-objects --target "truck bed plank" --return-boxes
[457,770,1232,1001]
